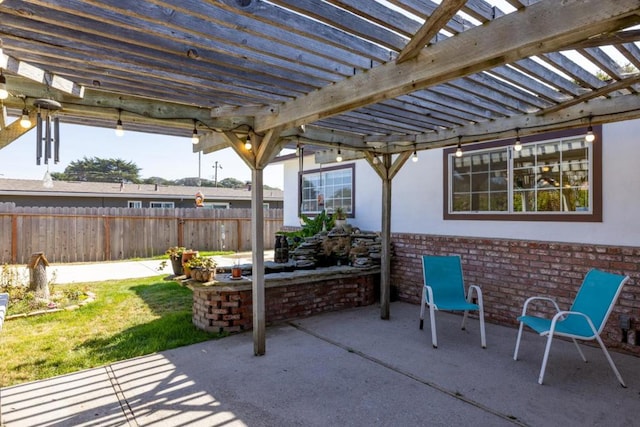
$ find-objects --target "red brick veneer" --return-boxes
[192,268,378,334]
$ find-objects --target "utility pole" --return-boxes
[213,161,222,187]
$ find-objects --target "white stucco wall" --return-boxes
[283,119,640,246]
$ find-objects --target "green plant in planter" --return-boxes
[333,207,347,221]
[186,256,218,282]
[158,246,190,275]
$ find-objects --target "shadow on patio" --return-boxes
[2,301,638,426]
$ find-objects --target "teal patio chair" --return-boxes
[419,255,486,349]
[513,269,630,386]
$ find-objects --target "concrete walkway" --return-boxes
[2,300,639,426]
[45,251,273,284]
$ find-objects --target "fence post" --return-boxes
[11,215,17,264]
[177,217,184,247]
[103,216,111,261]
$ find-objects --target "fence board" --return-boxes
[0,207,283,264]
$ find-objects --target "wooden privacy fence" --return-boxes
[0,203,283,264]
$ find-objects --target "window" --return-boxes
[150,201,175,208]
[300,164,354,216]
[202,202,229,209]
[127,200,142,208]
[444,128,601,222]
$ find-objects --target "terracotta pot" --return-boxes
[232,266,242,279]
[181,250,198,267]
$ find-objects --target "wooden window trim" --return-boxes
[442,127,602,222]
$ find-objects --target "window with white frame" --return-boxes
[444,128,601,221]
[300,165,354,216]
[150,201,175,208]
[127,200,142,208]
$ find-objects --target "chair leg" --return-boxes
[419,287,426,330]
[594,335,626,387]
[478,305,486,349]
[461,310,468,330]
[538,333,555,385]
[429,305,438,348]
[513,322,524,360]
[571,338,587,362]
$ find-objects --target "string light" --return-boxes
[455,136,463,157]
[115,108,124,137]
[19,108,31,128]
[244,134,252,150]
[585,115,595,142]
[336,144,343,162]
[411,144,418,162]
[191,119,199,144]
[514,128,522,152]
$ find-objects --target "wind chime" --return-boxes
[33,98,62,165]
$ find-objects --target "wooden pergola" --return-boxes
[1,0,640,355]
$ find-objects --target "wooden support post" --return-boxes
[380,155,392,320]
[252,168,266,356]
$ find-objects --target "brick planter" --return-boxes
[191,266,379,334]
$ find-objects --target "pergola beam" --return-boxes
[1,52,84,98]
[396,0,467,64]
[254,0,640,133]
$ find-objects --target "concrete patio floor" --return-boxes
[2,301,638,427]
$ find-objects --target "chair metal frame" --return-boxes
[513,269,630,386]
[419,255,486,349]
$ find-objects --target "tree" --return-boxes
[218,177,246,188]
[51,157,141,183]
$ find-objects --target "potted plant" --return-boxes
[333,207,347,228]
[160,246,187,276]
[181,249,199,274]
[186,256,217,282]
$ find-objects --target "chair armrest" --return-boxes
[466,285,483,307]
[550,310,598,338]
[424,285,435,307]
[520,296,561,317]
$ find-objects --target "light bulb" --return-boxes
[244,136,252,150]
[0,73,8,100]
[115,119,124,137]
[585,126,595,142]
[514,137,522,152]
[191,129,199,145]
[372,156,379,165]
[412,151,418,162]
[19,108,31,128]
[42,169,54,188]
[455,146,462,158]
[336,149,342,162]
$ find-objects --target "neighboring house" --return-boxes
[280,119,640,355]
[0,179,283,209]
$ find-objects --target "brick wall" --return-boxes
[391,233,640,356]
[193,271,377,334]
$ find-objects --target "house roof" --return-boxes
[0,178,283,201]
[1,1,639,165]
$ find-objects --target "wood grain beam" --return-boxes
[254,0,640,133]
[396,0,467,64]
[540,74,640,115]
[1,52,84,98]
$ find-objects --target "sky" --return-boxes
[0,122,285,189]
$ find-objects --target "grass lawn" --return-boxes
[0,276,222,387]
